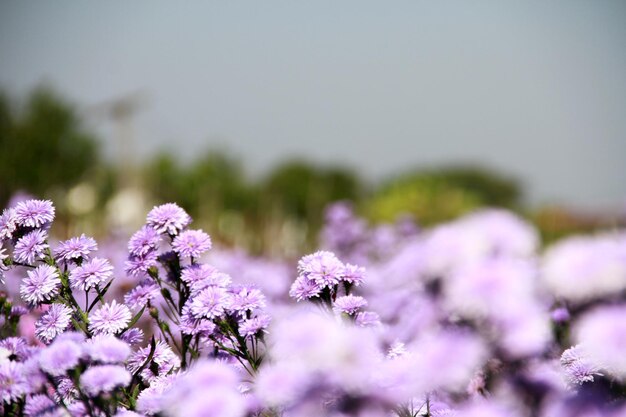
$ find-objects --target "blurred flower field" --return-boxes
[1,197,626,417]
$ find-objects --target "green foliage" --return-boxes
[263,161,363,225]
[0,87,99,205]
[366,166,522,225]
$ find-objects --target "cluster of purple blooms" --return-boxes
[1,198,626,417]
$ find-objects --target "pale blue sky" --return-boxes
[1,1,625,209]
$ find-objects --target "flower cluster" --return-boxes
[1,197,626,417]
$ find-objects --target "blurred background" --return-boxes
[0,1,625,255]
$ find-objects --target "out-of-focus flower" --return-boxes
[355,311,381,328]
[14,229,48,265]
[0,338,30,361]
[38,339,82,377]
[86,335,131,364]
[575,304,626,379]
[80,365,131,396]
[14,199,55,229]
[24,394,57,417]
[172,229,212,259]
[20,264,60,305]
[69,257,113,290]
[541,233,626,303]
[162,360,246,417]
[89,300,132,335]
[55,234,98,262]
[146,203,191,235]
[35,304,72,343]
[136,374,178,414]
[0,361,28,403]
[119,328,144,346]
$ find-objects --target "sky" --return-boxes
[1,1,625,209]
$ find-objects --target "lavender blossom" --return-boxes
[172,229,212,259]
[89,300,132,335]
[298,251,345,287]
[128,225,161,256]
[14,199,55,229]
[341,263,365,286]
[125,251,158,277]
[20,264,60,305]
[14,229,48,265]
[127,341,181,383]
[136,374,178,414]
[0,361,28,403]
[35,304,72,343]
[333,295,368,315]
[55,234,98,262]
[189,286,231,319]
[289,275,322,301]
[80,365,131,396]
[146,203,191,235]
[355,311,381,328]
[86,335,131,363]
[24,394,57,417]
[38,339,82,377]
[239,314,271,337]
[0,338,30,361]
[119,328,144,346]
[124,282,160,310]
[180,306,217,337]
[0,208,16,240]
[229,286,266,316]
[69,257,113,290]
[560,345,601,386]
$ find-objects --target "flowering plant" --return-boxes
[1,199,626,417]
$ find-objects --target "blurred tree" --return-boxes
[366,165,521,225]
[0,86,99,205]
[263,161,363,227]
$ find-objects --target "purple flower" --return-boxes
[80,365,131,396]
[89,300,132,335]
[14,199,55,229]
[333,295,368,315]
[124,282,160,310]
[0,361,28,403]
[239,314,271,337]
[180,306,217,337]
[14,229,48,265]
[125,251,158,277]
[136,374,177,414]
[24,394,57,417]
[146,203,191,235]
[172,229,212,259]
[0,338,31,361]
[127,341,181,383]
[128,225,161,257]
[575,304,626,378]
[561,345,601,385]
[189,286,231,319]
[35,304,72,343]
[341,263,365,286]
[181,263,219,285]
[20,264,60,305]
[38,339,82,376]
[69,257,113,290]
[298,251,344,287]
[55,234,98,262]
[288,276,322,301]
[87,335,131,363]
[355,311,381,328]
[229,286,266,316]
[0,208,16,240]
[119,328,144,346]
